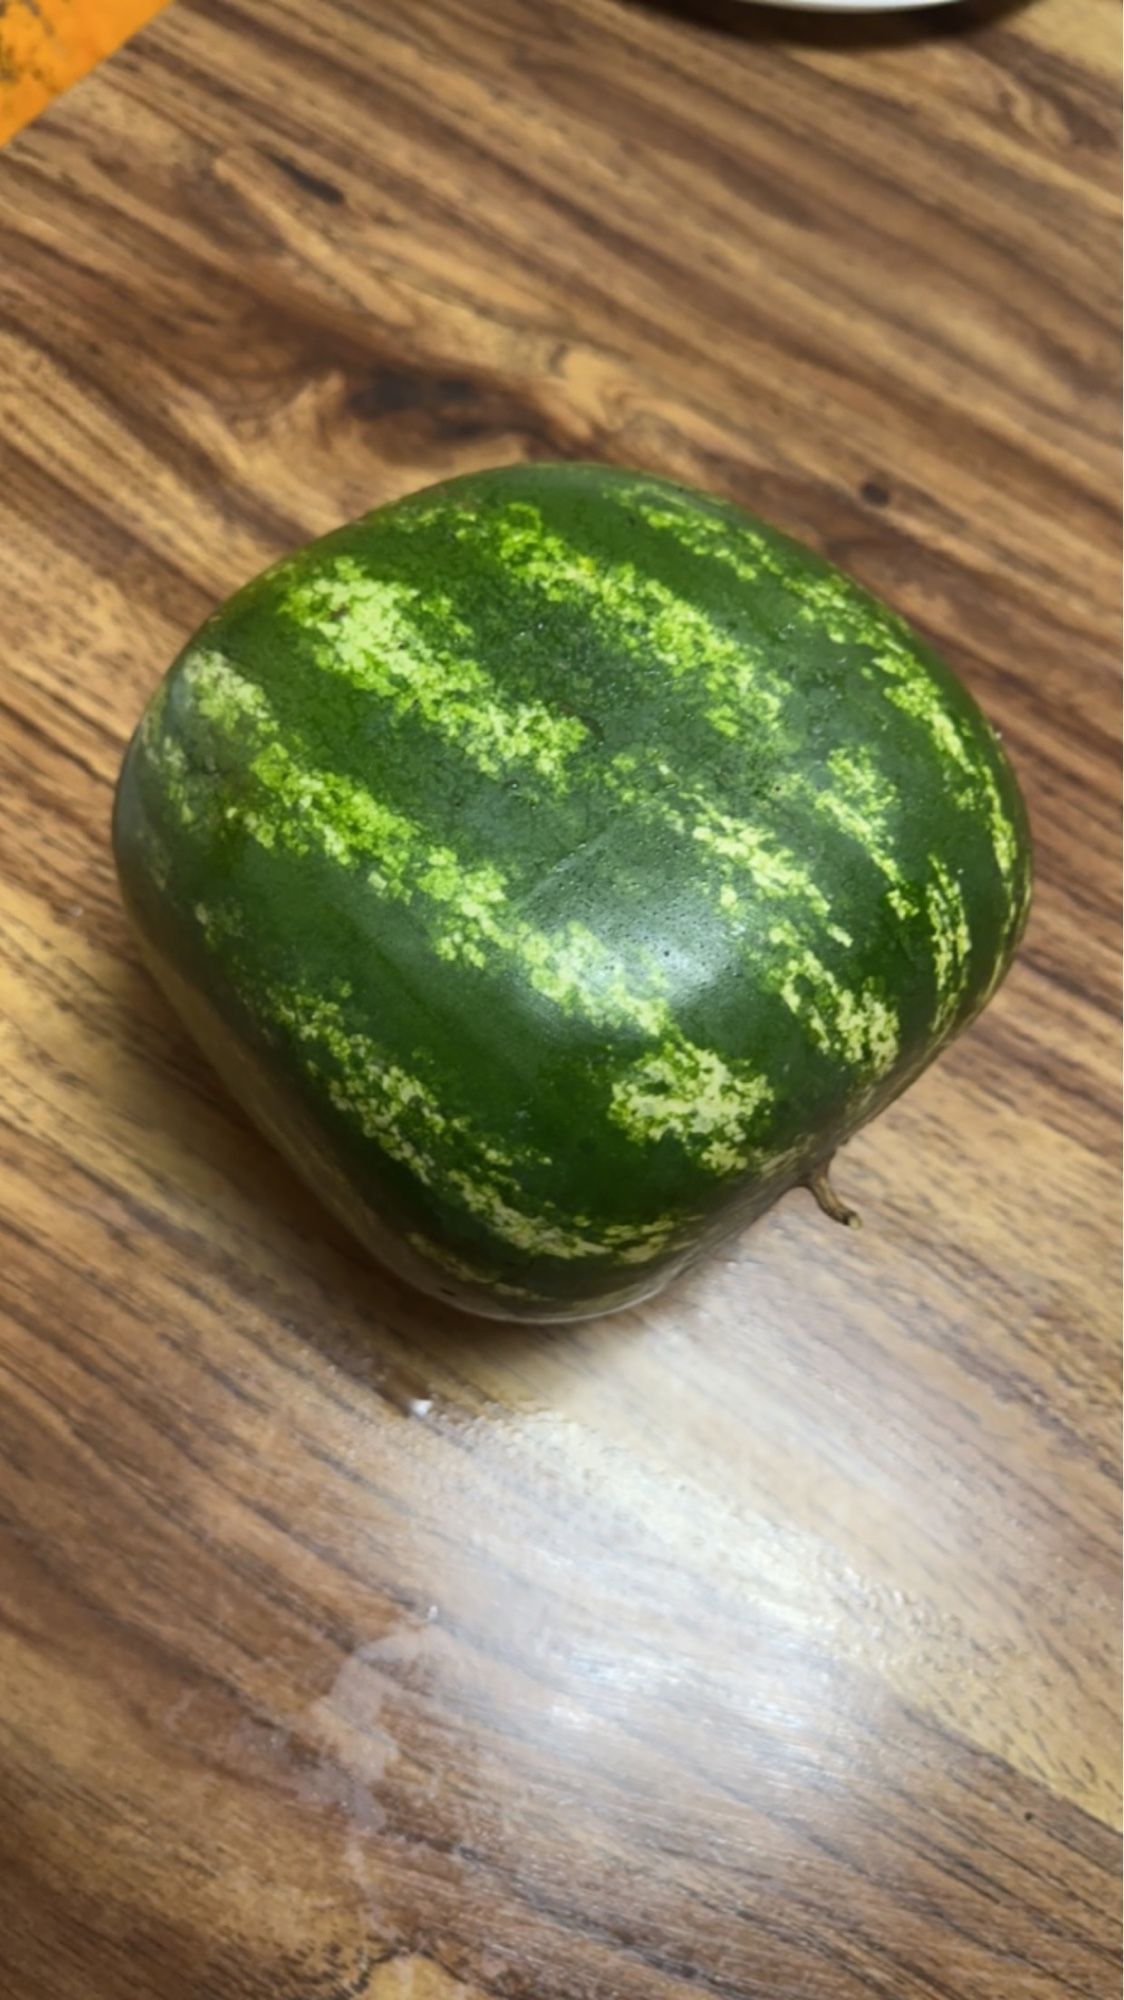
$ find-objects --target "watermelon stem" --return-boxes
[805,1162,861,1230]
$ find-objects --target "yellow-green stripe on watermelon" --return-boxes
[113,463,1032,1320]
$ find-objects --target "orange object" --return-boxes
[0,0,168,146]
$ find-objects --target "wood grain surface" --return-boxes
[0,0,1120,1994]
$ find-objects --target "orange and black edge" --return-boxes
[0,0,168,146]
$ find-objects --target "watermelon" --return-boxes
[113,463,1031,1320]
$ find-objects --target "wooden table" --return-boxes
[0,1,1119,1993]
